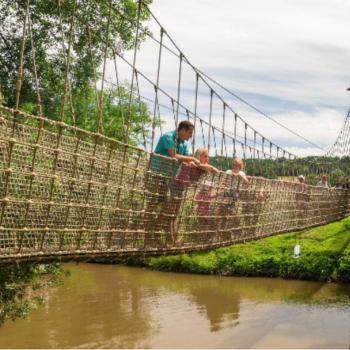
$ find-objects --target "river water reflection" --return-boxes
[0,263,350,348]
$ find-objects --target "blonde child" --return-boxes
[226,158,249,184]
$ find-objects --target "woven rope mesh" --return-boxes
[1,106,349,261]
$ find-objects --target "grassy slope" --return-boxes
[141,217,350,282]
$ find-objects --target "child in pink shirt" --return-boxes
[167,148,219,246]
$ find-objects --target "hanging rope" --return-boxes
[134,71,148,150]
[107,2,330,164]
[111,49,127,132]
[151,27,164,151]
[87,25,102,130]
[233,113,237,157]
[124,0,143,144]
[97,0,113,135]
[244,123,247,161]
[221,103,226,157]
[15,0,30,110]
[27,15,42,116]
[208,89,213,153]
[58,0,77,123]
[175,53,183,130]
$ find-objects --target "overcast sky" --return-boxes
[140,0,350,157]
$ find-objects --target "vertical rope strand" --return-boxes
[233,113,237,158]
[58,0,77,123]
[134,71,147,150]
[124,0,143,144]
[87,25,103,131]
[175,53,183,130]
[151,27,164,151]
[15,0,30,110]
[208,89,213,154]
[244,123,247,161]
[112,50,127,134]
[221,103,226,157]
[192,72,199,154]
[28,15,42,116]
[97,0,113,134]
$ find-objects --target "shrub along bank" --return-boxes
[0,263,65,326]
[136,217,350,282]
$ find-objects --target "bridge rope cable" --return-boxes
[112,3,325,155]
[112,3,336,175]
[145,5,297,159]
[112,42,334,171]
[103,78,274,158]
[120,3,349,162]
[194,68,326,153]
[110,47,291,162]
[110,3,297,160]
[145,7,337,170]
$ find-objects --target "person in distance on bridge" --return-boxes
[317,174,330,189]
[344,177,350,189]
[225,158,249,183]
[335,176,349,189]
[297,174,306,193]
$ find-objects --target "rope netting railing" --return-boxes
[1,106,350,262]
[0,0,349,262]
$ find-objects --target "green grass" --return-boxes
[137,217,350,282]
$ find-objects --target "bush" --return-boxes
[0,263,64,326]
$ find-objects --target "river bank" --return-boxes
[128,216,350,282]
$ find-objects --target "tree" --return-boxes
[73,84,157,146]
[0,0,152,120]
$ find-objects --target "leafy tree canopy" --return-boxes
[0,0,152,122]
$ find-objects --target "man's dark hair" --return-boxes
[177,120,194,131]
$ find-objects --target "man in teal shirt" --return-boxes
[145,120,200,246]
[150,120,200,176]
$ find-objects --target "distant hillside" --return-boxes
[210,155,350,186]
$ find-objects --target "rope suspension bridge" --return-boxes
[0,0,349,264]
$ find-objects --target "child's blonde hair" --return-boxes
[232,158,244,170]
[194,147,208,160]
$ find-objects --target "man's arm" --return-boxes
[167,149,200,164]
[197,163,220,174]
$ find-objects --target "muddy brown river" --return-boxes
[0,263,349,348]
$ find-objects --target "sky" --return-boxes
[112,0,350,157]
